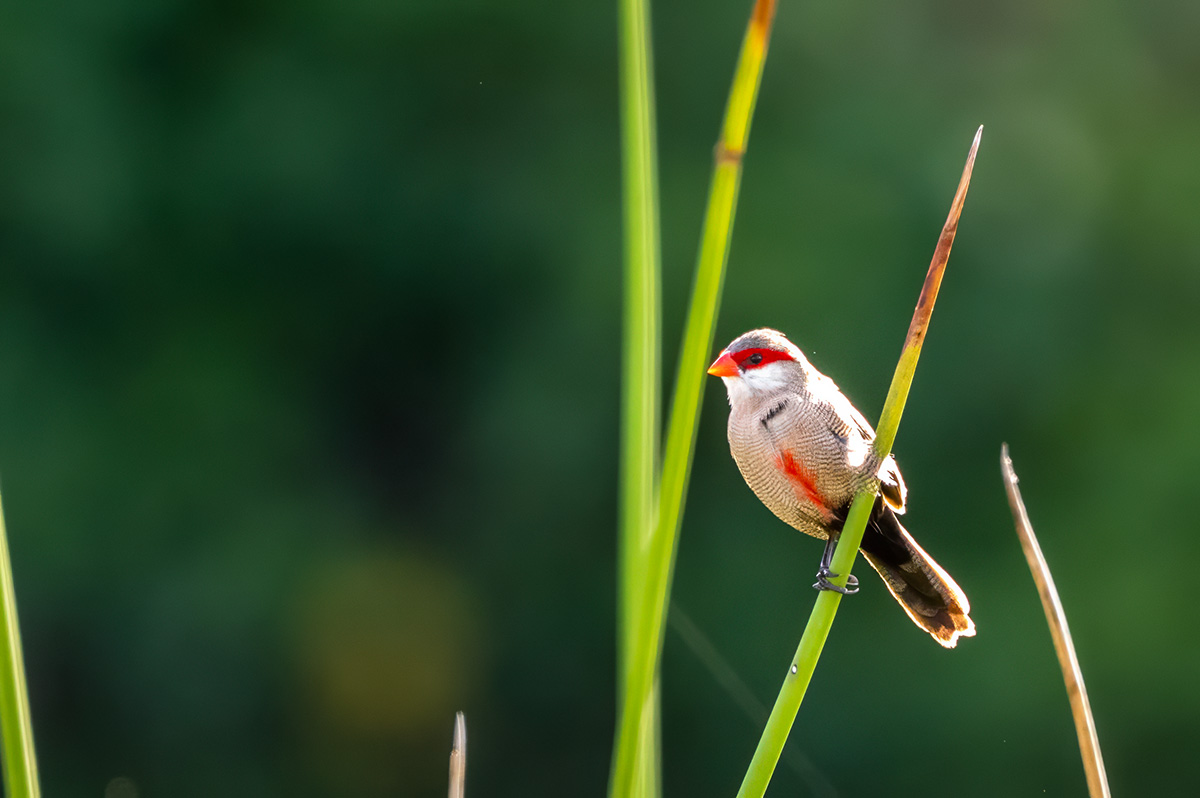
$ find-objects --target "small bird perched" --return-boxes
[707,328,975,648]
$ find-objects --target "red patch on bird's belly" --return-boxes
[775,451,830,518]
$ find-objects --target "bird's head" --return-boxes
[707,328,809,404]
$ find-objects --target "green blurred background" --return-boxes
[1,0,1198,795]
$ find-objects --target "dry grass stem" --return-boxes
[1001,445,1110,798]
[448,711,467,798]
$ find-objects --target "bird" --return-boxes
[707,327,975,648]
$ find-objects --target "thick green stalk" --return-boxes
[736,127,983,798]
[735,491,874,798]
[611,3,778,796]
[0,493,40,798]
[615,0,662,789]
[654,0,778,637]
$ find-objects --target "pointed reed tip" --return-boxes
[453,711,467,752]
[1000,443,1018,485]
[449,711,467,798]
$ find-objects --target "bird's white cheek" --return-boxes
[721,363,790,405]
[741,363,791,394]
[721,375,754,406]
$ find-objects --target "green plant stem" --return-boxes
[656,0,777,616]
[616,0,661,649]
[0,493,40,798]
[610,3,777,797]
[736,492,874,798]
[736,127,982,798]
[615,0,662,790]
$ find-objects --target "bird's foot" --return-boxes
[813,569,858,595]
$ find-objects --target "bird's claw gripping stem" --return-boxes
[813,569,859,594]
[814,532,858,594]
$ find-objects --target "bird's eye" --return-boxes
[747,353,763,365]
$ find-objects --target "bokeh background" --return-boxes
[1,0,1198,795]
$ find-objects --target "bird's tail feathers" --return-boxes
[859,499,975,648]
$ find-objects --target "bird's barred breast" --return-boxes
[727,400,839,540]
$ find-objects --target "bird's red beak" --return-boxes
[706,352,739,378]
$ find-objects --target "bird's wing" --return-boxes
[877,455,907,513]
[810,371,907,512]
[807,372,875,464]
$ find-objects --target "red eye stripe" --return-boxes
[731,348,794,370]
